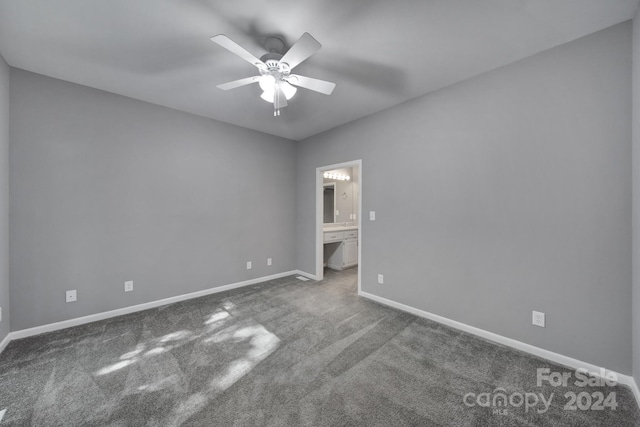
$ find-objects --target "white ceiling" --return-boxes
[0,0,637,141]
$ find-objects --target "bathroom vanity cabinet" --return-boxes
[323,229,358,270]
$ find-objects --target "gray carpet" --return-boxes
[0,268,638,426]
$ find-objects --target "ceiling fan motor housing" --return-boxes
[259,56,291,83]
[264,36,285,55]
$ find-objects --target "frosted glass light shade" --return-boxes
[280,81,297,99]
[260,80,297,103]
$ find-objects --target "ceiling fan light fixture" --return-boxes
[260,90,274,103]
[258,74,276,92]
[280,81,297,100]
[260,80,297,103]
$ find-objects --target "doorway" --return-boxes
[316,160,362,293]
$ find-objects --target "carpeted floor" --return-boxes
[0,268,638,426]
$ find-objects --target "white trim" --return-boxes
[5,270,300,342]
[0,333,10,354]
[359,291,639,394]
[316,159,362,294]
[631,378,640,409]
[294,270,319,281]
[357,163,362,294]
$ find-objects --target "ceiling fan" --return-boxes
[211,32,336,116]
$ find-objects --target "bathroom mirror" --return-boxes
[323,183,336,223]
[323,167,358,224]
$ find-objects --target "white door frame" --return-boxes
[316,159,362,293]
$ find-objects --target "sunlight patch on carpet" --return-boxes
[95,359,135,376]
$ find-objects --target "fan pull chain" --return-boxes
[273,90,281,117]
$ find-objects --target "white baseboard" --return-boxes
[6,270,301,342]
[631,377,640,410]
[295,270,319,281]
[0,333,10,354]
[359,291,639,400]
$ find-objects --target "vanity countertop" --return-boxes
[324,225,359,232]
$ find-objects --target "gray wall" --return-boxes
[9,69,296,331]
[633,9,640,387]
[297,22,632,374]
[0,54,9,341]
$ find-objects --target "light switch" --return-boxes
[369,211,376,221]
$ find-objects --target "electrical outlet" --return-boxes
[267,258,272,266]
[246,261,252,270]
[124,280,134,292]
[377,274,384,284]
[66,290,77,303]
[532,311,545,328]
[370,211,376,221]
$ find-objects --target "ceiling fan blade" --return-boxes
[211,34,266,70]
[216,76,260,91]
[279,33,321,70]
[287,74,336,95]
